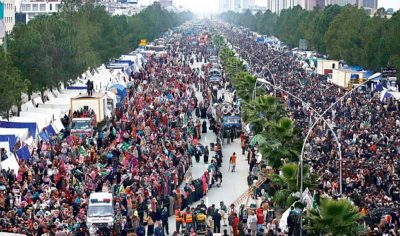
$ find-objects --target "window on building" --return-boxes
[26,4,31,11]
[40,4,45,11]
[50,4,52,11]
[55,4,59,11]
[32,4,38,11]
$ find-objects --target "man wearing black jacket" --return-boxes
[213,209,221,233]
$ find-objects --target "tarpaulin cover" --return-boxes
[115,60,134,66]
[16,145,31,160]
[46,125,57,136]
[0,135,17,151]
[39,131,49,141]
[109,84,127,102]
[0,121,37,137]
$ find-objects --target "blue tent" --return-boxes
[0,135,17,151]
[46,125,57,136]
[39,131,49,141]
[109,84,127,103]
[16,145,31,160]
[0,121,37,137]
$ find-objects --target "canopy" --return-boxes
[0,120,37,137]
[0,153,19,175]
[250,134,267,146]
[0,135,17,151]
[10,116,47,132]
[108,84,127,103]
[52,119,65,132]
[16,145,31,160]
[0,128,29,141]
[19,111,53,127]
[380,90,400,102]
[26,107,62,120]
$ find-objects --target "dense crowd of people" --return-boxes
[219,23,400,234]
[0,25,229,235]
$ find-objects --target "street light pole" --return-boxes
[255,79,342,192]
[298,73,381,235]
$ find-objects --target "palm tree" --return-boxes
[260,117,302,168]
[306,198,365,236]
[271,163,298,208]
[271,163,316,209]
[231,72,257,103]
[243,95,286,133]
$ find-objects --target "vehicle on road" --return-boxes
[87,192,114,235]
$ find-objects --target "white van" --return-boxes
[87,192,114,234]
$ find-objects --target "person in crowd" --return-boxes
[161,207,169,235]
[230,152,237,172]
[184,207,194,234]
[154,221,165,236]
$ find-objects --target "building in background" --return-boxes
[242,0,255,10]
[361,0,377,9]
[0,0,15,44]
[158,0,172,8]
[232,0,241,12]
[19,0,61,23]
[305,0,316,10]
[325,0,356,6]
[219,0,231,12]
[263,0,377,13]
[316,0,325,8]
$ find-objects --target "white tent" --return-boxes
[26,107,63,120]
[20,100,34,112]
[11,116,47,131]
[19,111,53,127]
[0,127,29,141]
[380,90,400,102]
[0,153,19,175]
[9,116,43,134]
[32,96,44,105]
[37,103,69,115]
[0,141,10,153]
[52,119,65,132]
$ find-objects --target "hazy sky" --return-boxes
[378,0,400,10]
[172,0,399,13]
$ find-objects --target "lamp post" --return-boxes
[251,55,281,98]
[298,72,381,235]
[255,78,342,191]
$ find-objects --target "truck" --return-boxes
[70,117,95,138]
[87,192,114,235]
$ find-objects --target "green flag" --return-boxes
[120,142,130,151]
[79,146,88,156]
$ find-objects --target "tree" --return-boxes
[231,72,256,103]
[275,6,308,47]
[243,95,286,134]
[325,6,369,65]
[9,25,54,98]
[2,1,192,109]
[306,198,365,235]
[0,53,29,119]
[260,117,302,168]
